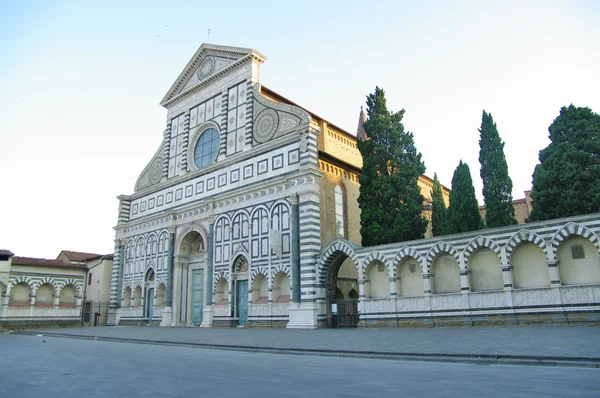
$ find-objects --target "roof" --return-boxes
[260,85,357,141]
[0,249,14,256]
[58,250,104,262]
[11,256,86,269]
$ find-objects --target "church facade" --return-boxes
[107,44,600,329]
[109,44,363,328]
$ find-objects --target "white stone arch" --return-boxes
[33,277,59,296]
[250,271,269,303]
[145,232,159,256]
[270,200,291,224]
[392,247,426,278]
[250,204,270,225]
[214,214,232,244]
[463,235,502,264]
[8,276,34,294]
[426,241,460,272]
[144,266,156,283]
[176,223,208,254]
[135,236,145,257]
[250,266,269,283]
[231,208,251,241]
[551,222,600,261]
[318,238,360,284]
[132,279,144,290]
[505,229,547,261]
[214,270,230,286]
[270,263,291,282]
[361,250,393,277]
[58,279,83,297]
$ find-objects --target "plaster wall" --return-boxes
[511,243,549,288]
[9,283,30,305]
[468,248,503,291]
[558,236,600,285]
[397,257,424,297]
[35,284,54,306]
[432,254,460,294]
[366,262,389,298]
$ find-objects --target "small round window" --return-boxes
[194,128,220,169]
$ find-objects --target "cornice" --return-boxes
[115,172,320,237]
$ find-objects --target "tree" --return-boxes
[357,86,428,246]
[447,161,484,234]
[528,105,600,221]
[478,110,517,227]
[431,173,448,236]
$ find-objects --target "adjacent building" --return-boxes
[0,250,113,330]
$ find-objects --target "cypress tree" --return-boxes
[431,173,448,236]
[529,105,600,221]
[447,161,484,233]
[357,86,428,246]
[478,110,517,227]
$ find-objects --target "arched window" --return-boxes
[194,128,220,168]
[334,185,345,238]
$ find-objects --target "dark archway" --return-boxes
[325,254,359,328]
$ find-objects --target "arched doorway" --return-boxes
[176,229,206,326]
[231,255,249,326]
[145,268,155,321]
[326,255,359,328]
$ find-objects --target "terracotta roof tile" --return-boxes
[59,250,104,262]
[12,256,86,269]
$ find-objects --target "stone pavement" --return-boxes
[12,325,600,366]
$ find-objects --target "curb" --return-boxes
[11,331,600,368]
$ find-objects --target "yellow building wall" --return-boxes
[318,121,451,245]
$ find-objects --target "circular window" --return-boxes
[194,128,220,169]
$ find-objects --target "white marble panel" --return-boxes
[237,83,246,105]
[197,103,206,124]
[228,108,237,131]
[213,304,229,316]
[205,98,214,120]
[189,107,198,128]
[228,86,238,109]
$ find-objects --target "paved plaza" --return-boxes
[11,324,600,366]
[1,332,599,398]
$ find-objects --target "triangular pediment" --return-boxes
[160,44,266,107]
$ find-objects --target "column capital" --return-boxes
[290,194,299,205]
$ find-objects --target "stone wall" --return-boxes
[317,212,600,327]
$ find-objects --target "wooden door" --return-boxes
[191,269,204,325]
[146,288,154,321]
[237,280,248,326]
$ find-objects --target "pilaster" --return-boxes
[160,223,176,327]
[423,273,432,295]
[162,120,172,182]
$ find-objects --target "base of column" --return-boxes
[201,306,214,328]
[160,307,173,327]
[106,308,122,326]
[286,302,318,329]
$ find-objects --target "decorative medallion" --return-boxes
[149,158,163,185]
[198,56,216,80]
[253,109,279,143]
[409,263,417,273]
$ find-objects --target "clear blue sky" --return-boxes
[1,1,599,258]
